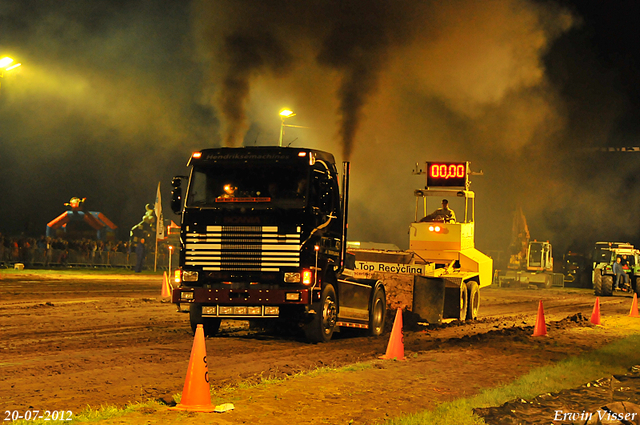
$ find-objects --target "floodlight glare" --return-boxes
[0,57,14,69]
[279,109,296,118]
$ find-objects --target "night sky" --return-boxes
[1,0,640,258]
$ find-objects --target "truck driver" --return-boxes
[420,199,456,223]
[220,184,237,198]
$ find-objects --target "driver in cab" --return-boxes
[219,184,237,198]
[419,199,456,223]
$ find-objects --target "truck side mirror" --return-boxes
[171,177,183,214]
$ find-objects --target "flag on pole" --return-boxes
[155,182,165,240]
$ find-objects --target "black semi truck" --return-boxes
[170,147,386,342]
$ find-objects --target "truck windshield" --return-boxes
[186,163,309,209]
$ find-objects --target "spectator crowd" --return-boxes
[0,233,176,270]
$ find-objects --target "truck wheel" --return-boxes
[444,283,467,321]
[189,304,221,337]
[368,287,386,336]
[304,283,337,343]
[466,281,480,320]
[635,277,640,296]
[594,269,603,296]
[601,275,614,297]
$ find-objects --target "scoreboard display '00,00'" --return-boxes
[425,162,469,188]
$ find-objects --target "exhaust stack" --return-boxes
[340,161,350,272]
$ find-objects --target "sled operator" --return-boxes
[419,199,456,223]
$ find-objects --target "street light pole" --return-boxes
[279,109,296,147]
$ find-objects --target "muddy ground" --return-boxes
[1,271,640,424]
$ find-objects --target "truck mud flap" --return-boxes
[412,275,446,325]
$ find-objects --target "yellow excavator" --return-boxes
[495,207,563,288]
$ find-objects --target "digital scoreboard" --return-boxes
[425,162,469,188]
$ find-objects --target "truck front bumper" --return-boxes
[172,287,312,318]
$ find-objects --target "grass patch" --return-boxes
[385,333,640,425]
[169,362,374,409]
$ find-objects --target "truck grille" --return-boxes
[185,226,301,271]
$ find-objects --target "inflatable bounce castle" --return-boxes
[46,197,117,240]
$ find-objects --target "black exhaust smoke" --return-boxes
[194,0,413,159]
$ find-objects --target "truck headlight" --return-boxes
[265,306,279,316]
[286,292,301,301]
[202,306,217,315]
[183,271,199,282]
[284,272,301,283]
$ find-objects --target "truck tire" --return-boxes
[635,277,640,296]
[466,281,480,320]
[368,287,386,336]
[594,269,603,296]
[601,275,614,297]
[444,282,467,321]
[304,283,337,343]
[189,304,221,337]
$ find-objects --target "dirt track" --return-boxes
[1,271,639,424]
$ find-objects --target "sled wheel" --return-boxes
[466,281,480,320]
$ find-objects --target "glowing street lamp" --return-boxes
[0,56,22,93]
[279,108,296,147]
[280,109,295,118]
[0,57,14,68]
[0,57,21,72]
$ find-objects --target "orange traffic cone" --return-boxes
[532,300,547,337]
[590,297,601,325]
[170,324,216,412]
[162,271,171,298]
[629,293,639,318]
[380,308,405,360]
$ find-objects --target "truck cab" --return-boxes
[170,147,386,342]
